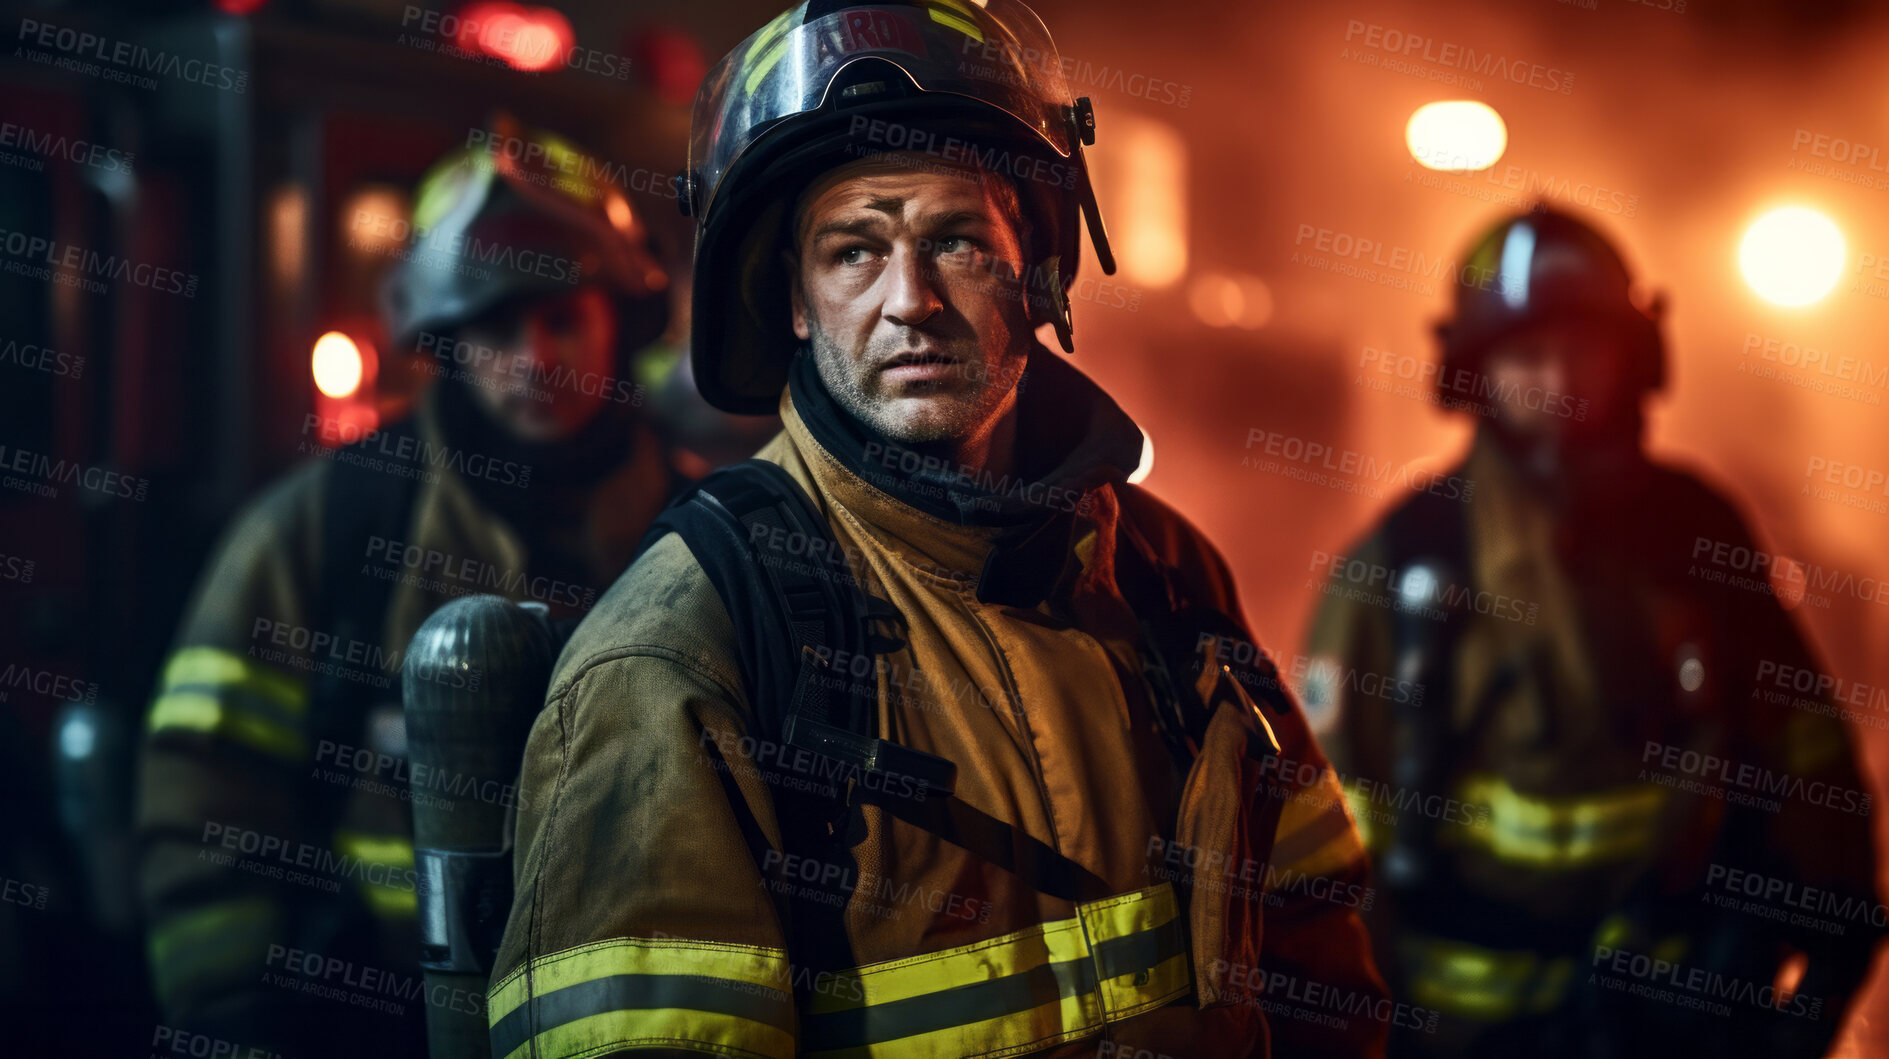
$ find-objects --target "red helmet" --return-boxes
[1435,204,1665,404]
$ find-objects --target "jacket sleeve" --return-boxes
[1707,506,1884,1044]
[1122,487,1390,1058]
[136,463,325,1044]
[488,533,797,1059]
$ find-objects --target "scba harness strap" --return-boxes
[636,459,1293,908]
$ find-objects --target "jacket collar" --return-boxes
[780,344,1144,607]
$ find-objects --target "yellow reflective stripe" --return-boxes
[1340,781,1380,852]
[801,884,1188,1058]
[150,647,309,760]
[149,691,304,761]
[742,9,798,96]
[147,896,279,1008]
[1402,935,1572,1021]
[1081,884,1190,1021]
[926,7,982,41]
[1453,774,1665,868]
[161,646,307,712]
[334,830,416,919]
[1272,769,1369,879]
[488,937,794,1059]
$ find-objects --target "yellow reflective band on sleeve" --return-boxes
[161,646,308,711]
[147,896,279,1010]
[488,937,795,1059]
[149,691,304,761]
[1271,769,1369,880]
[333,830,416,919]
[1401,934,1573,1022]
[1450,774,1666,869]
[149,647,309,761]
[800,883,1190,1058]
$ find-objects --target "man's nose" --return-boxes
[882,246,943,327]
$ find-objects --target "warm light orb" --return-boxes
[1740,206,1845,307]
[312,332,365,398]
[1405,101,1507,172]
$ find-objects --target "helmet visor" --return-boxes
[688,0,1077,220]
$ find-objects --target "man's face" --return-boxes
[789,159,1033,446]
[456,284,617,443]
[1482,316,1639,447]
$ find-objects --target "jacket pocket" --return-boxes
[1173,664,1283,1010]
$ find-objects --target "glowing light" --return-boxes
[1740,206,1844,307]
[312,332,366,398]
[457,3,574,72]
[339,185,408,259]
[1405,101,1507,173]
[1187,272,1272,329]
[1092,112,1187,288]
[1129,430,1154,484]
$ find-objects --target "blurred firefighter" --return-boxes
[136,122,680,1058]
[486,2,1387,1056]
[1305,204,1883,1057]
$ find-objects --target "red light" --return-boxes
[456,2,574,73]
[630,26,709,107]
[215,0,269,13]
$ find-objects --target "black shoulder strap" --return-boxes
[637,459,954,796]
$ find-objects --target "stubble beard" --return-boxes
[804,323,1021,446]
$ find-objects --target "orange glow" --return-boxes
[339,185,408,259]
[312,332,367,399]
[1188,272,1273,329]
[268,184,306,291]
[1094,112,1188,288]
[457,3,574,73]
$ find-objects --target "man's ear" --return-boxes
[786,249,811,341]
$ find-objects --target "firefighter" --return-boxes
[137,123,679,1058]
[1304,205,1884,1057]
[488,2,1387,1056]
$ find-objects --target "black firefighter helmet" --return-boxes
[680,0,1117,414]
[1435,204,1666,405]
[379,116,672,370]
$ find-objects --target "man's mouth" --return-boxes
[879,350,962,383]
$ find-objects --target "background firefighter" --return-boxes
[1304,205,1885,1058]
[136,123,681,1059]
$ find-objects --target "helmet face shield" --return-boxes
[687,0,1077,223]
[1437,205,1665,405]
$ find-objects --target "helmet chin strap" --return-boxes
[1033,255,1076,354]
